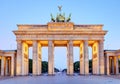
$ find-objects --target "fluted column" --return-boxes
[1,57,5,76]
[11,55,14,76]
[8,59,11,75]
[67,40,73,75]
[99,40,105,74]
[33,40,40,75]
[48,40,54,75]
[80,41,85,74]
[5,57,9,76]
[38,43,42,75]
[115,56,119,75]
[21,44,25,76]
[6,58,11,76]
[106,56,110,75]
[26,52,29,75]
[84,40,89,75]
[16,40,22,75]
[67,43,70,74]
[92,41,100,75]
[112,57,114,74]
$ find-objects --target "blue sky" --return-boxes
[0,0,120,69]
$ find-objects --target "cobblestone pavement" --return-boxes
[0,75,120,84]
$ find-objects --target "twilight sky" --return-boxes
[0,0,120,70]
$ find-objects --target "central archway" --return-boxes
[54,47,67,75]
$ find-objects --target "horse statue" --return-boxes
[50,14,55,22]
[66,13,71,22]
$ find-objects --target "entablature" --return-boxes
[16,34,104,41]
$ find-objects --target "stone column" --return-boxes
[99,40,105,75]
[26,55,29,75]
[33,40,39,75]
[69,40,73,75]
[92,45,95,74]
[67,43,70,74]
[5,59,8,76]
[112,57,114,74]
[1,57,5,76]
[6,58,11,76]
[23,43,29,76]
[106,56,110,75]
[80,42,85,75]
[92,41,100,75]
[11,55,14,76]
[16,40,22,75]
[109,57,112,74]
[67,40,73,75]
[115,56,119,75]
[38,43,42,75]
[48,40,54,75]
[8,58,11,75]
[84,40,89,75]
[21,46,24,76]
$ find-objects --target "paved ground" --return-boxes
[0,75,120,84]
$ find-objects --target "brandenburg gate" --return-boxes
[12,7,108,76]
[13,20,107,75]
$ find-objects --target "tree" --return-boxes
[74,60,92,73]
[62,69,67,72]
[54,68,59,72]
[89,59,92,73]
[29,59,48,73]
[29,60,59,73]
[42,61,48,73]
[74,61,80,73]
[29,59,32,73]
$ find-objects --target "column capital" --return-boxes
[99,40,104,43]
[84,40,88,41]
[68,40,73,46]
[67,40,73,43]
[69,40,73,41]
[48,40,52,42]
[33,40,38,43]
[16,40,22,43]
[48,40,54,47]
[84,40,88,44]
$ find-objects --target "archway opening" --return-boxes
[42,47,48,74]
[54,47,67,75]
[73,47,80,75]
[88,47,92,74]
[119,58,120,73]
[28,47,33,74]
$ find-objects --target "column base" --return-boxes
[92,74,105,76]
[79,74,90,76]
[67,74,74,76]
[10,75,14,77]
[48,74,55,76]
